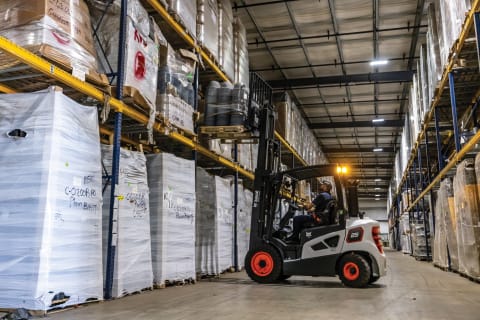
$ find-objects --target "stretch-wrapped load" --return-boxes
[197,0,219,61]
[233,16,249,88]
[426,2,442,105]
[454,159,480,277]
[433,189,448,269]
[0,0,97,76]
[400,214,411,254]
[237,187,252,269]
[88,0,159,110]
[148,153,196,285]
[441,178,459,270]
[195,169,233,275]
[168,0,197,38]
[101,145,153,297]
[218,0,234,80]
[0,88,103,311]
[204,81,249,126]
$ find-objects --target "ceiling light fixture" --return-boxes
[370,59,388,66]
[372,118,385,123]
[375,187,381,190]
[375,198,381,201]
[373,148,383,152]
[375,178,382,182]
[375,194,381,197]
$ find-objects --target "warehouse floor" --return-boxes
[46,250,480,320]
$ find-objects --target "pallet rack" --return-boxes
[0,0,315,299]
[388,2,480,261]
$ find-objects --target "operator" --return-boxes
[287,180,333,242]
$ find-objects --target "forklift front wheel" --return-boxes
[338,253,371,288]
[245,245,282,283]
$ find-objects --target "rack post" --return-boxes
[233,143,239,271]
[434,108,445,171]
[475,12,480,72]
[448,72,461,153]
[105,0,127,300]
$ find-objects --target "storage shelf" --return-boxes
[391,0,480,213]
[0,35,254,181]
[144,0,310,168]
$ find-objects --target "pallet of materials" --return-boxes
[0,87,103,313]
[101,145,154,298]
[147,153,196,287]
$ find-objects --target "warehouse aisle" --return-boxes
[48,250,480,320]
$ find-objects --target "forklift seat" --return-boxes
[300,200,344,242]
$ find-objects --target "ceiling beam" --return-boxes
[323,147,395,153]
[232,0,296,9]
[251,56,418,72]
[268,71,414,88]
[302,98,406,108]
[310,119,403,129]
[349,176,391,181]
[248,25,427,45]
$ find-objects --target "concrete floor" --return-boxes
[46,250,480,320]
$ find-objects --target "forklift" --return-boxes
[245,103,387,288]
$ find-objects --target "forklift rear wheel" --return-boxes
[338,253,371,288]
[245,245,282,283]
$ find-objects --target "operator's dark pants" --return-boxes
[291,215,315,240]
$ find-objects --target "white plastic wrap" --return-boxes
[433,190,448,268]
[147,153,196,285]
[168,0,197,38]
[238,189,253,269]
[101,145,153,297]
[88,0,159,109]
[440,178,459,270]
[400,214,412,254]
[195,169,233,275]
[454,159,480,277]
[0,0,97,73]
[157,94,195,133]
[233,16,249,88]
[0,88,103,311]
[197,0,219,60]
[218,0,235,80]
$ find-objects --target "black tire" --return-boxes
[369,275,380,284]
[338,253,371,288]
[277,274,291,281]
[245,245,282,283]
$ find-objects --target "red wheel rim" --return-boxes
[251,251,274,277]
[343,262,360,281]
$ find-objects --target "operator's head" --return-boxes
[320,180,333,192]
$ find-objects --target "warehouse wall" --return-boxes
[359,199,388,235]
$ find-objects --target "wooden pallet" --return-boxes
[459,272,480,284]
[433,263,450,272]
[154,278,196,289]
[0,299,101,317]
[199,125,255,140]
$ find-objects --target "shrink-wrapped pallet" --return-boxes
[233,17,249,88]
[195,169,233,275]
[433,189,448,268]
[147,153,196,285]
[0,0,98,77]
[168,0,197,38]
[218,0,235,80]
[0,88,103,311]
[441,178,459,270]
[88,0,159,110]
[400,214,412,254]
[101,145,153,297]
[197,0,219,61]
[454,159,480,277]
[238,189,253,269]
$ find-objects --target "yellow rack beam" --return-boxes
[275,131,308,166]
[0,83,15,93]
[393,0,480,205]
[0,36,254,180]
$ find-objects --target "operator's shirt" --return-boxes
[312,191,333,213]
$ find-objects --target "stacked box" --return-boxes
[88,0,158,109]
[233,17,249,87]
[440,178,459,270]
[101,145,153,297]
[197,0,219,61]
[0,88,103,311]
[433,190,448,268]
[157,94,194,133]
[218,0,235,80]
[0,0,97,75]
[168,0,197,38]
[418,45,430,118]
[238,189,253,269]
[454,159,480,277]
[400,214,412,254]
[195,169,233,275]
[147,153,196,285]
